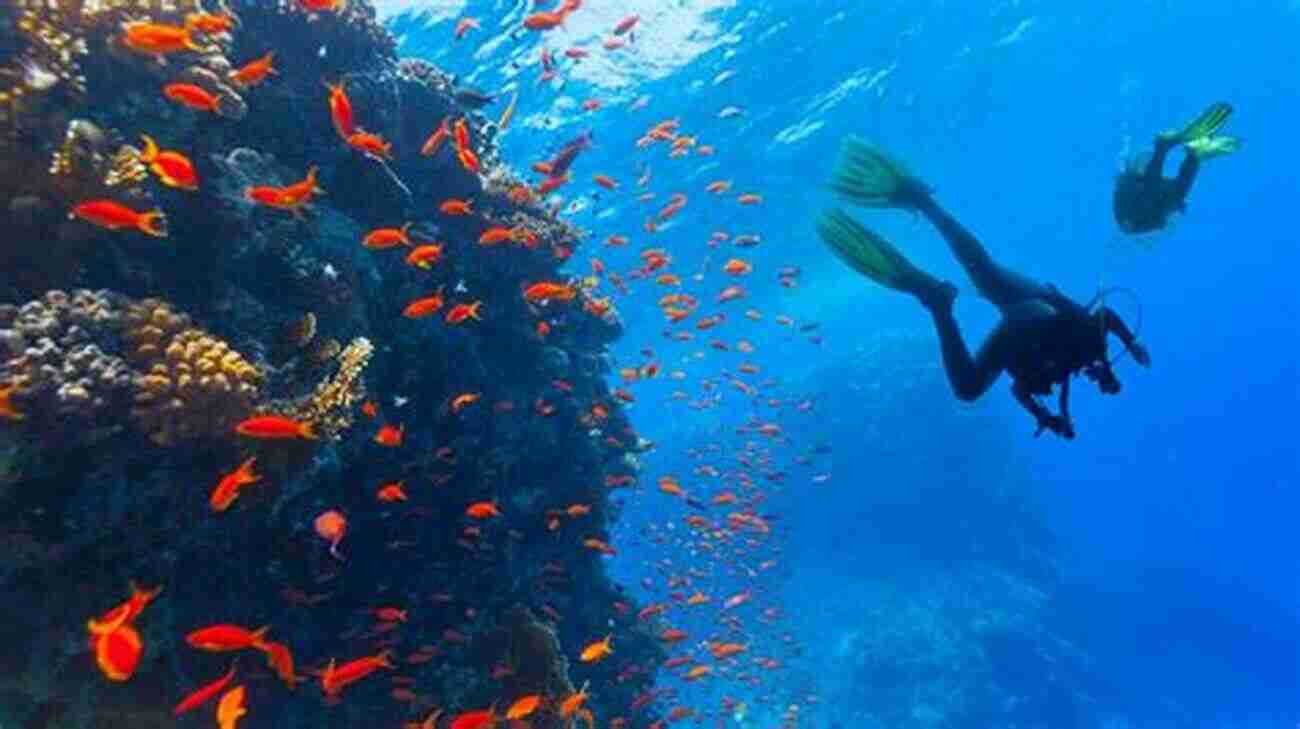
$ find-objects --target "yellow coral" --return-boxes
[122,299,261,446]
[269,337,371,439]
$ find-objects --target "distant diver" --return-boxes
[1113,101,1240,234]
[817,140,1149,439]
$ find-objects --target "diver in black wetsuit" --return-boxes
[1113,102,1240,234]
[817,140,1149,439]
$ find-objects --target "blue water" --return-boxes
[383,1,1298,726]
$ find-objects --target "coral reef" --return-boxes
[123,298,263,445]
[267,335,372,438]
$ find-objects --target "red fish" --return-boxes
[234,415,316,439]
[321,651,395,696]
[122,21,206,55]
[71,200,167,238]
[163,83,222,113]
[228,52,276,87]
[174,663,237,715]
[209,457,260,512]
[92,623,143,682]
[421,117,451,157]
[374,423,404,447]
[405,244,444,269]
[403,288,446,319]
[185,624,269,652]
[363,223,414,249]
[326,82,355,140]
[139,135,199,190]
[444,301,482,324]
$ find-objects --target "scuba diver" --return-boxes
[816,140,1149,439]
[1113,101,1240,234]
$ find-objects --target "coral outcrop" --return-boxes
[123,298,263,445]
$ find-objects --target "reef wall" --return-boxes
[0,0,662,726]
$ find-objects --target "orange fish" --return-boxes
[374,423,404,447]
[523,282,577,303]
[524,11,567,31]
[453,118,471,152]
[373,607,408,622]
[583,538,616,555]
[185,12,237,35]
[478,226,526,246]
[139,135,199,190]
[465,501,501,519]
[299,0,344,12]
[737,193,763,205]
[315,510,347,559]
[593,174,619,190]
[405,244,444,269]
[174,663,237,715]
[209,457,260,512]
[565,503,591,518]
[421,117,451,157]
[450,708,495,729]
[326,82,355,140]
[705,180,732,193]
[0,382,22,421]
[454,17,480,40]
[163,83,222,113]
[579,634,613,663]
[558,684,589,717]
[347,131,393,160]
[71,200,167,238]
[403,289,446,319]
[258,640,298,688]
[659,628,687,643]
[361,401,378,418]
[450,393,480,413]
[87,582,163,636]
[321,652,395,696]
[685,591,710,606]
[376,481,408,502]
[228,52,276,87]
[234,415,316,439]
[363,223,414,249]
[121,21,206,55]
[444,301,482,324]
[216,685,246,729]
[684,665,712,681]
[186,624,269,652]
[440,199,473,216]
[536,321,551,338]
[536,174,570,196]
[722,259,752,276]
[245,166,324,216]
[506,695,542,720]
[92,623,143,682]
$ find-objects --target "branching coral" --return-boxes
[122,298,262,445]
[266,336,372,439]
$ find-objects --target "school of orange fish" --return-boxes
[47,1,833,728]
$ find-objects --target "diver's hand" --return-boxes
[1129,340,1151,368]
[1034,413,1075,440]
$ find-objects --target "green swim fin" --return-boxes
[828,136,929,208]
[1185,135,1241,160]
[1163,102,1233,144]
[816,207,936,295]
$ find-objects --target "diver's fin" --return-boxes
[1165,102,1233,144]
[828,136,930,209]
[1185,134,1241,160]
[816,207,943,301]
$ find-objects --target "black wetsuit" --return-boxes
[1113,135,1200,234]
[909,194,1144,439]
